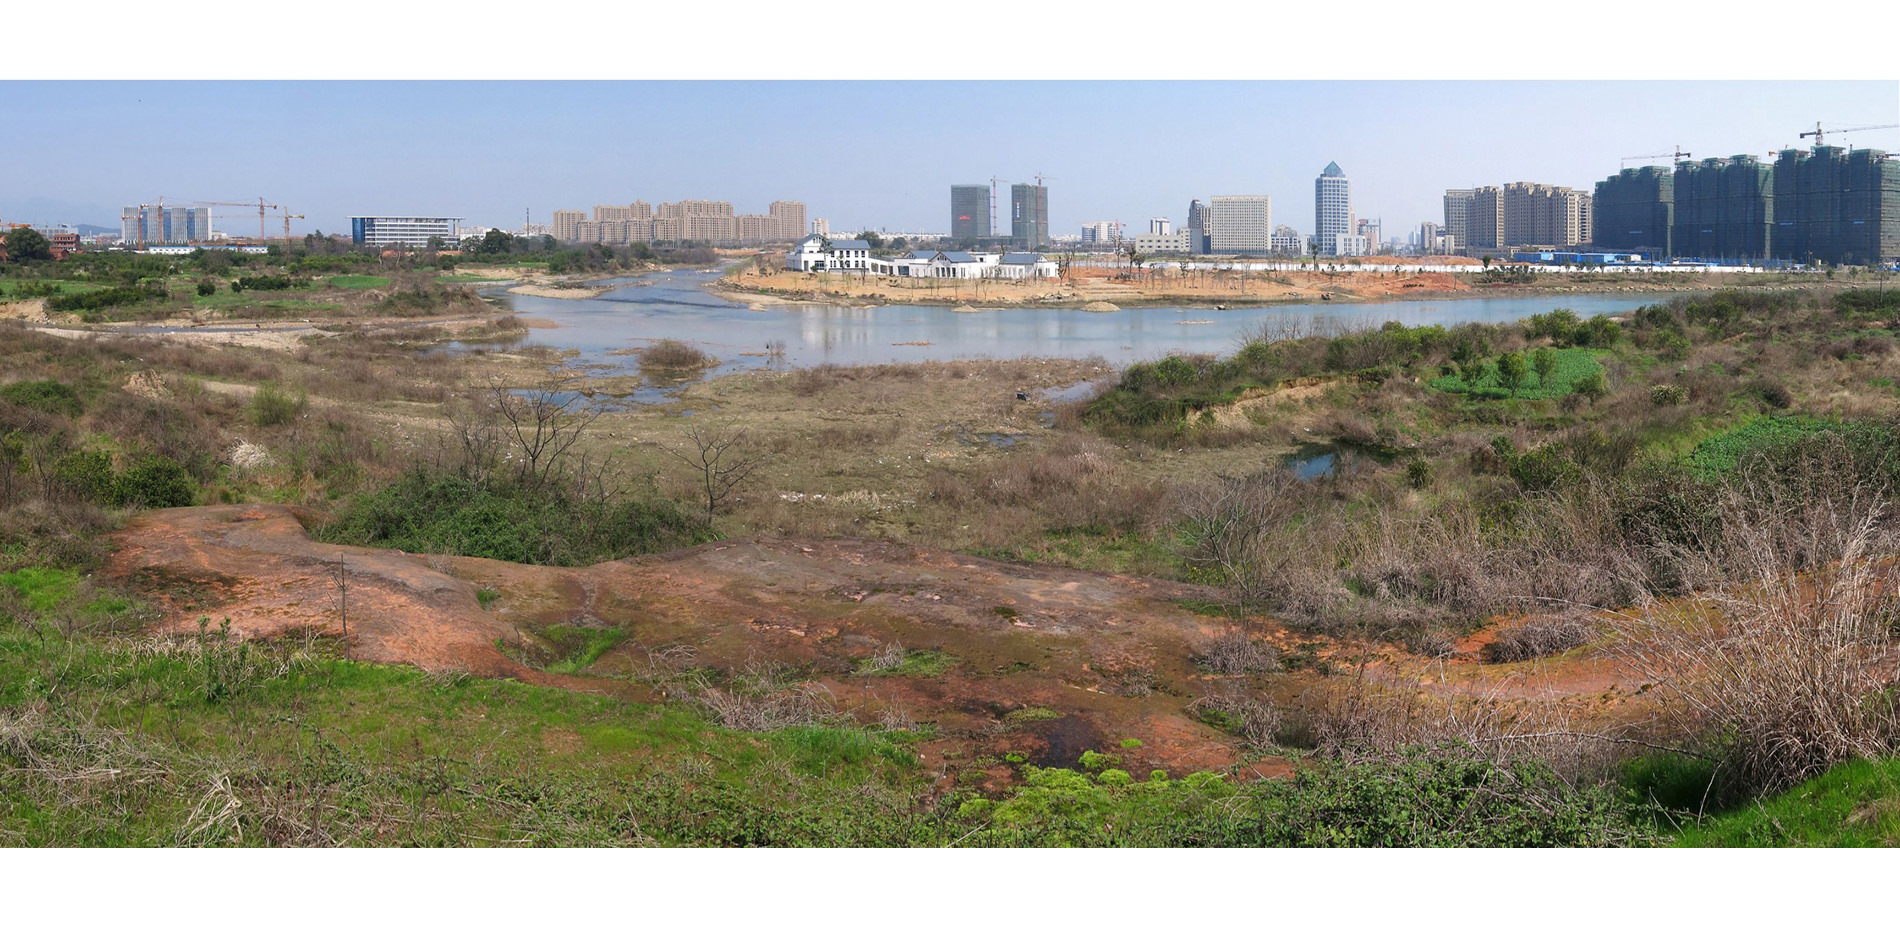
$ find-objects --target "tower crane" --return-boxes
[1620,146,1692,167]
[281,210,304,242]
[126,195,166,247]
[1799,122,1900,147]
[194,198,281,242]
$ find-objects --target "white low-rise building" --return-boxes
[1132,230,1192,254]
[789,239,1056,279]
[786,234,874,272]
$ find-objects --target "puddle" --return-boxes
[1286,444,1341,480]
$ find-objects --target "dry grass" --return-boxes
[1610,482,1900,796]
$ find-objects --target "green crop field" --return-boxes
[1429,347,1604,400]
[326,274,391,289]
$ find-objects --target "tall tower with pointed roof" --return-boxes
[1315,161,1352,256]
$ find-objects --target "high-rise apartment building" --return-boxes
[1465,182,1592,251]
[1672,156,1774,261]
[768,201,807,242]
[1594,166,1675,257]
[950,185,991,240]
[1314,162,1352,256]
[1011,183,1050,249]
[1772,145,1899,266]
[1149,217,1172,236]
[1206,196,1272,254]
[120,205,211,246]
[1442,190,1473,255]
[552,199,805,245]
[552,210,586,243]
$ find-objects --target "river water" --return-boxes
[489,268,1661,382]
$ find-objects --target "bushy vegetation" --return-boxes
[316,469,709,566]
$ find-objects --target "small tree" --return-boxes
[4,227,52,262]
[1575,370,1608,405]
[1531,347,1556,386]
[1496,352,1528,396]
[661,424,761,517]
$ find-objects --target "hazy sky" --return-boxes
[2,81,1894,238]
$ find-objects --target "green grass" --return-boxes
[1674,758,1900,847]
[0,567,81,612]
[0,603,936,846]
[1429,347,1604,400]
[967,527,1183,577]
[0,280,103,300]
[857,648,959,678]
[1687,414,1858,476]
[326,274,390,289]
[543,625,629,674]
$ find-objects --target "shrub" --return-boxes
[111,457,195,508]
[49,450,114,503]
[1649,384,1686,406]
[0,380,81,417]
[1197,629,1281,675]
[250,383,305,427]
[46,284,163,314]
[1483,611,1594,663]
[635,339,715,370]
[315,470,712,567]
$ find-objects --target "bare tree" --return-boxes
[659,424,762,517]
[487,383,602,489]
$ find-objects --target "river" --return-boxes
[487,268,1662,382]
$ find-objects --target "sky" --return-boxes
[1,81,1894,240]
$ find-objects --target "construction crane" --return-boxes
[1799,122,1900,147]
[125,196,166,247]
[194,198,281,242]
[1620,146,1692,167]
[280,210,304,242]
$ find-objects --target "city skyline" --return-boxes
[1,81,1894,242]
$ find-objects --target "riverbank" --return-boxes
[717,262,1820,311]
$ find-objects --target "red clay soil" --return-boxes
[107,504,1264,775]
[106,504,1660,779]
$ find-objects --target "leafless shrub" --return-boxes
[1197,628,1281,675]
[1609,482,1900,795]
[1191,683,1282,750]
[861,643,906,674]
[1485,610,1596,663]
[687,659,843,731]
[693,682,840,732]
[636,339,715,371]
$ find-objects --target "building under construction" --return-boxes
[1772,146,1900,266]
[1593,166,1674,257]
[1673,156,1775,262]
[1595,146,1897,265]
